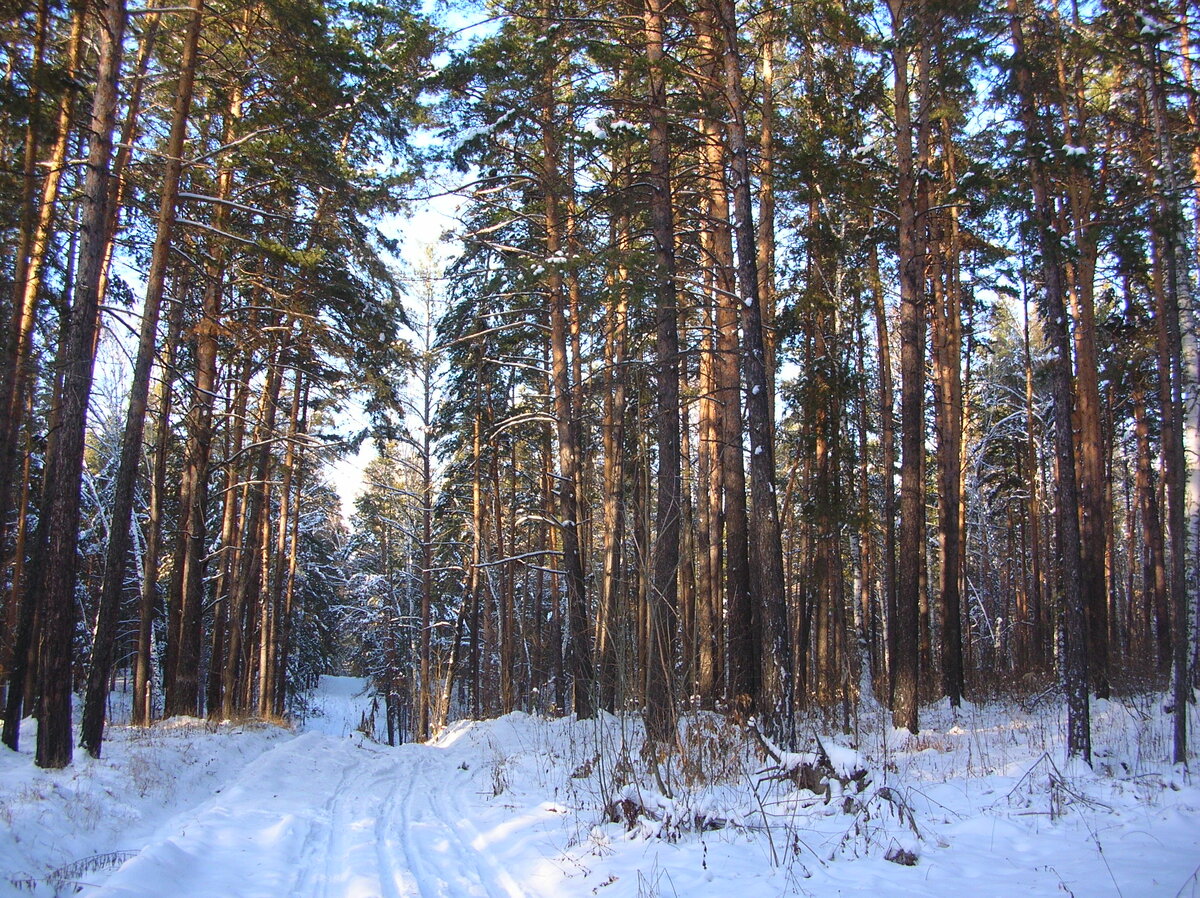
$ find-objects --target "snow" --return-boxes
[607,119,643,133]
[2,681,1198,897]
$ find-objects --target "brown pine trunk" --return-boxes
[756,12,778,414]
[1053,27,1110,701]
[889,0,927,734]
[706,0,792,731]
[695,58,754,709]
[274,441,305,718]
[6,0,52,352]
[81,0,204,757]
[695,290,722,705]
[931,131,964,707]
[0,5,85,580]
[132,293,185,725]
[261,368,302,718]
[1021,289,1047,670]
[641,0,681,745]
[205,360,252,717]
[1009,0,1090,760]
[596,211,629,712]
[1,408,37,749]
[223,332,287,718]
[164,74,243,718]
[1,216,77,752]
[1148,213,1190,763]
[869,243,899,703]
[1133,381,1169,669]
[539,20,593,718]
[35,0,129,769]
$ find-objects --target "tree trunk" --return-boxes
[81,0,204,757]
[931,129,964,707]
[694,48,755,710]
[34,0,129,768]
[641,0,681,745]
[132,291,185,725]
[0,5,84,585]
[539,17,593,718]
[164,78,242,718]
[1009,0,1090,761]
[1022,288,1047,670]
[597,209,629,712]
[869,242,899,703]
[709,0,791,733]
[889,0,927,734]
[222,331,287,718]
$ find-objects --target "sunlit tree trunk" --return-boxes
[165,78,242,718]
[597,208,630,712]
[81,0,204,757]
[132,292,185,725]
[34,0,129,768]
[539,7,593,718]
[693,49,755,709]
[0,5,84,586]
[931,128,964,707]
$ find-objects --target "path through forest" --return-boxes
[83,678,564,898]
[88,732,543,898]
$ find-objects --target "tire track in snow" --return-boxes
[426,757,529,898]
[85,734,533,898]
[315,744,402,898]
[393,752,528,898]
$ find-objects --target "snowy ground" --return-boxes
[1,679,1198,897]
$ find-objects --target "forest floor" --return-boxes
[1,677,1199,897]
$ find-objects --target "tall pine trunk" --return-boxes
[642,0,681,745]
[710,0,791,732]
[35,0,128,768]
[889,0,928,734]
[1009,0,1090,761]
[539,9,593,717]
[81,0,204,756]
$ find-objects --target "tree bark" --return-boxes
[164,73,242,718]
[889,0,927,734]
[710,0,792,732]
[35,0,129,769]
[1009,0,1090,761]
[694,51,755,710]
[931,128,964,707]
[539,12,593,718]
[642,0,681,745]
[132,291,185,725]
[597,209,629,712]
[0,4,85,586]
[81,0,204,756]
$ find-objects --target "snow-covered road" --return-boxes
[5,677,1197,898]
[87,731,542,898]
